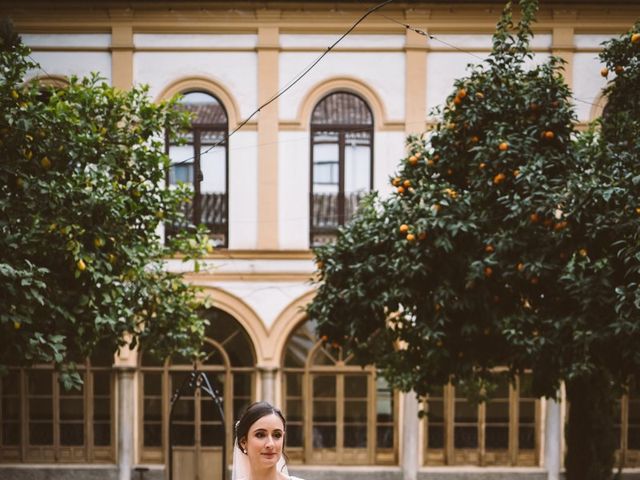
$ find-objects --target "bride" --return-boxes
[233,402,302,480]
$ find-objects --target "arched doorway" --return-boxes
[281,318,397,465]
[139,308,256,479]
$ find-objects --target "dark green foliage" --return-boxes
[308,2,640,477]
[0,23,210,388]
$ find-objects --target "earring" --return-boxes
[242,448,247,454]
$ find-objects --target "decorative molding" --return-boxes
[155,75,241,129]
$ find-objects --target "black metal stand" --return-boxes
[168,368,225,480]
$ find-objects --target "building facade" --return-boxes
[2,1,640,479]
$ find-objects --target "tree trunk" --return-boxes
[565,370,617,480]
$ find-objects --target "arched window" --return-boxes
[167,91,229,247]
[282,319,396,465]
[0,346,115,463]
[310,92,373,246]
[139,308,256,479]
[423,374,540,466]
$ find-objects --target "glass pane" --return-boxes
[172,398,195,422]
[234,374,252,397]
[377,425,394,448]
[30,423,53,445]
[519,426,535,449]
[169,145,194,186]
[28,371,52,395]
[486,401,509,423]
[171,424,195,446]
[454,402,478,423]
[94,422,111,446]
[144,423,162,447]
[313,401,336,422]
[144,374,162,396]
[376,377,393,422]
[284,321,316,367]
[312,425,336,448]
[144,398,162,422]
[287,424,303,447]
[60,398,84,421]
[286,373,302,396]
[344,376,367,398]
[427,425,444,449]
[519,401,535,423]
[2,371,20,395]
[629,427,640,449]
[344,130,371,196]
[3,397,20,420]
[428,400,444,422]
[454,426,478,448]
[93,372,111,395]
[94,398,111,421]
[201,424,223,447]
[29,398,52,420]
[286,399,303,423]
[485,426,508,449]
[313,376,336,398]
[344,425,367,448]
[201,397,223,423]
[2,422,20,445]
[344,400,367,422]
[60,423,84,445]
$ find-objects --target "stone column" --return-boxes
[402,392,420,480]
[117,367,135,480]
[545,397,562,480]
[260,367,277,405]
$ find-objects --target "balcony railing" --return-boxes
[166,192,227,246]
[310,191,367,246]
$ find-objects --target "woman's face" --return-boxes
[241,413,285,470]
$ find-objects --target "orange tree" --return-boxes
[0,25,209,388]
[307,2,639,478]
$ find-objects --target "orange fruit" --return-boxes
[485,244,494,253]
[470,135,480,143]
[397,186,405,194]
[475,92,484,99]
[554,221,568,231]
[426,159,435,167]
[579,248,588,257]
[600,67,609,77]
[392,177,401,187]
[498,142,509,152]
[479,162,487,169]
[11,90,19,99]
[517,262,525,272]
[457,88,467,98]
[632,33,640,44]
[615,65,624,74]
[76,259,87,271]
[530,213,540,223]
[513,169,520,177]
[408,155,418,166]
[399,224,409,234]
[403,179,411,188]
[13,321,21,330]
[493,173,506,184]
[406,233,416,242]
[453,96,462,106]
[418,231,428,241]
[543,130,555,140]
[484,266,493,278]
[40,156,51,169]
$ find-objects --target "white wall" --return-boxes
[134,50,258,117]
[279,50,406,121]
[228,131,259,249]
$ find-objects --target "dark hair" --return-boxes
[235,401,287,450]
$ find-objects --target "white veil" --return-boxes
[232,434,289,480]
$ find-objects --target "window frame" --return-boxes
[309,92,374,247]
[282,321,398,465]
[0,361,116,464]
[166,90,230,248]
[422,376,541,467]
